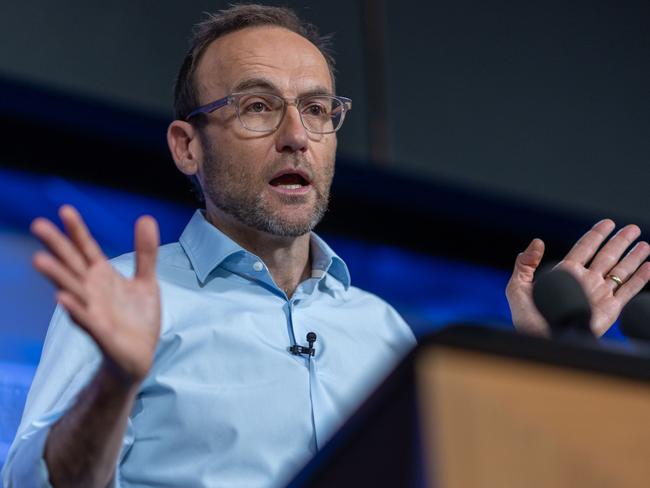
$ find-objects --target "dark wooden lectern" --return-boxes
[287,326,650,488]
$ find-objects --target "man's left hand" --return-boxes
[506,219,650,337]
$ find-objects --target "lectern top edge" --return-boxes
[427,324,650,383]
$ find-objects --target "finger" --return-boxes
[507,239,545,292]
[564,219,616,266]
[604,241,650,292]
[56,290,97,340]
[30,218,88,277]
[589,224,642,275]
[134,215,160,280]
[59,205,106,264]
[614,261,650,304]
[33,251,87,303]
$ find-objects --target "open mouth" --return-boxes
[270,173,308,189]
[269,171,312,192]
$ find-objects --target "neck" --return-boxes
[204,206,312,298]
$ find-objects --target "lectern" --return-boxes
[287,326,650,488]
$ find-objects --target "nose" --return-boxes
[274,105,308,153]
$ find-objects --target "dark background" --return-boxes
[0,0,647,265]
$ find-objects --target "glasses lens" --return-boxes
[300,96,345,134]
[237,93,284,132]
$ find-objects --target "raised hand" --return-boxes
[31,205,161,384]
[507,219,650,337]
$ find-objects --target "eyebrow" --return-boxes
[231,77,333,97]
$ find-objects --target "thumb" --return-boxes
[135,215,160,280]
[513,238,545,283]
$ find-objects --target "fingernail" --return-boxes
[593,218,614,228]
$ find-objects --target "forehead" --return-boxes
[195,26,333,100]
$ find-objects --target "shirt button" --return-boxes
[253,261,264,272]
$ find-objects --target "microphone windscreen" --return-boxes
[620,293,650,341]
[533,268,593,335]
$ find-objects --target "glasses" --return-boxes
[185,92,352,134]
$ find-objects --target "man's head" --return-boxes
[167,4,343,239]
[173,4,336,123]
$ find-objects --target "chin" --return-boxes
[263,211,323,237]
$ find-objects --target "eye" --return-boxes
[243,99,272,113]
[238,94,283,114]
[302,102,329,117]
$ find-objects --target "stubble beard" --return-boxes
[200,141,334,238]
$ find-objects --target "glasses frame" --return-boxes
[185,92,352,134]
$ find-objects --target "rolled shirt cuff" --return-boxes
[3,420,54,488]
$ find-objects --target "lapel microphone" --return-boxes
[289,332,317,357]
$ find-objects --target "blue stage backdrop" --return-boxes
[0,167,623,472]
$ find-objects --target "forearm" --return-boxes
[44,361,140,488]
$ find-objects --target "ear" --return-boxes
[167,120,202,176]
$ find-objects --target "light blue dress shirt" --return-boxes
[3,210,416,487]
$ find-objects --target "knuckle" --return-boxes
[637,241,650,254]
[599,251,615,262]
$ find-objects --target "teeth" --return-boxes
[279,184,302,190]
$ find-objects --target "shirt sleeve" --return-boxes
[1,305,131,487]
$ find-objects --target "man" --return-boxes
[3,4,649,488]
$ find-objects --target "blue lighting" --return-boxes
[3,167,618,471]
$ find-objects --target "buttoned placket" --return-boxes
[286,287,324,450]
[237,253,336,450]
[289,279,340,450]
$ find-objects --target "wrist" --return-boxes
[95,360,143,398]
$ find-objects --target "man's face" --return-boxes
[193,26,337,237]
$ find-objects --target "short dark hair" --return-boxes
[173,3,336,122]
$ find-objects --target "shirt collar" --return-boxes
[309,232,351,289]
[179,210,351,290]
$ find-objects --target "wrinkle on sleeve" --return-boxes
[2,305,134,488]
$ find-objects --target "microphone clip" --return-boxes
[289,332,317,357]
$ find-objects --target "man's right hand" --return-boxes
[31,205,161,385]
